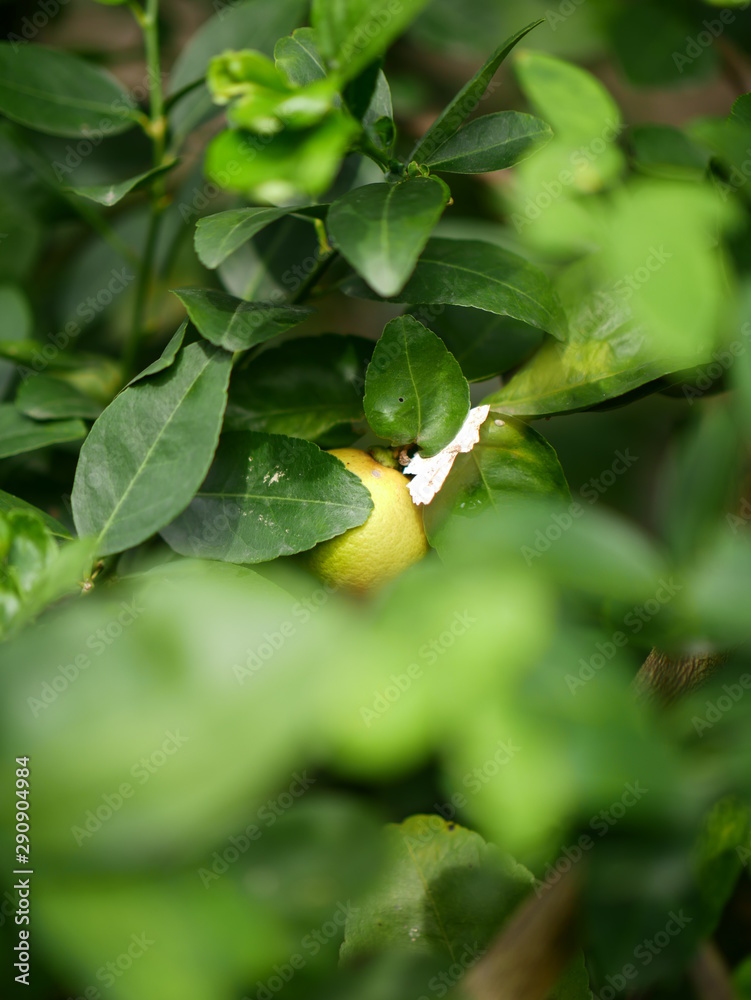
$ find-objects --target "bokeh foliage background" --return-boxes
[1,1,751,999]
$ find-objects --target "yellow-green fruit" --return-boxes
[309,448,428,591]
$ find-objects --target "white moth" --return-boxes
[405,405,492,506]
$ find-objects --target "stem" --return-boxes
[291,251,338,305]
[125,0,168,377]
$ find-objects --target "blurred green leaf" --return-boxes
[656,405,742,564]
[0,490,71,540]
[275,27,327,86]
[364,315,469,455]
[629,124,710,180]
[0,404,86,457]
[312,0,431,82]
[0,43,138,137]
[609,2,718,87]
[36,873,288,1000]
[71,343,231,557]
[205,113,361,200]
[692,796,750,937]
[15,375,102,420]
[328,178,449,298]
[424,415,570,553]
[172,287,311,353]
[341,816,534,962]
[166,0,306,141]
[161,431,374,562]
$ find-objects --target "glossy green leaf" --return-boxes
[341,816,535,961]
[0,405,86,458]
[344,238,568,339]
[15,375,101,421]
[161,431,374,563]
[364,316,469,455]
[65,162,177,207]
[173,288,311,353]
[328,178,449,298]
[312,0,431,82]
[0,43,138,137]
[409,305,544,382]
[167,0,307,140]
[126,322,188,387]
[0,490,71,540]
[424,415,570,553]
[274,27,327,86]
[71,342,231,557]
[205,113,360,200]
[226,334,372,440]
[410,19,544,163]
[195,208,292,269]
[424,111,552,173]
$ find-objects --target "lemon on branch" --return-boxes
[309,448,428,591]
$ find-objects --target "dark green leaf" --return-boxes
[423,111,552,173]
[0,285,32,401]
[693,797,750,938]
[328,179,449,298]
[227,334,372,440]
[609,3,717,87]
[344,238,568,339]
[194,207,292,269]
[629,124,710,180]
[15,375,102,420]
[343,59,382,122]
[161,431,374,563]
[409,305,544,382]
[0,404,86,458]
[312,0,431,82]
[65,162,177,207]
[71,342,231,557]
[410,19,544,163]
[341,815,534,961]
[126,322,188,387]
[0,43,138,137]
[274,27,327,86]
[423,415,570,554]
[364,316,469,455]
[172,288,311,353]
[0,490,71,540]
[362,70,394,153]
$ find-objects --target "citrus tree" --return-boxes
[1,1,751,999]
